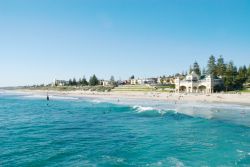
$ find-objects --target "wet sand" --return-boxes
[6,89,250,106]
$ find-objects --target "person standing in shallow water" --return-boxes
[47,93,50,101]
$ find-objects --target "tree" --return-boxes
[235,65,248,89]
[202,67,206,76]
[247,65,250,82]
[224,61,234,91]
[82,76,88,86]
[189,65,193,74]
[72,78,77,86]
[130,75,135,79]
[78,78,82,86]
[216,55,226,77]
[242,65,248,78]
[193,61,201,76]
[207,55,217,76]
[89,74,99,86]
[110,75,116,86]
[69,79,73,86]
[110,76,115,82]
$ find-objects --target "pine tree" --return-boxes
[247,65,250,82]
[193,61,201,76]
[202,67,206,76]
[130,75,135,79]
[69,79,73,86]
[82,76,88,86]
[242,65,248,78]
[235,66,248,89]
[207,55,217,76]
[189,65,193,74]
[224,61,234,91]
[89,74,99,86]
[110,76,115,82]
[72,78,77,86]
[110,76,116,86]
[216,55,226,77]
[78,78,82,86]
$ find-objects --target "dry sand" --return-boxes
[9,89,250,106]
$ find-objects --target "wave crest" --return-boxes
[133,105,155,112]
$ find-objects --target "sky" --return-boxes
[0,0,250,86]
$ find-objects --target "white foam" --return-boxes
[133,105,155,112]
[101,155,125,164]
[21,94,79,100]
[3,91,250,126]
[146,157,185,167]
[237,149,244,153]
[50,95,79,100]
[167,157,185,167]
[22,94,46,99]
[91,99,102,103]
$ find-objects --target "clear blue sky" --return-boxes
[0,0,250,86]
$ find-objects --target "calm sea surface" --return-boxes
[1,93,250,166]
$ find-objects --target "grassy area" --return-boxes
[240,89,250,93]
[154,85,174,89]
[17,85,114,92]
[112,85,173,93]
[11,84,175,93]
[113,86,153,91]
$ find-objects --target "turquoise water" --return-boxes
[1,94,250,166]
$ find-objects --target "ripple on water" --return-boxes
[1,95,250,166]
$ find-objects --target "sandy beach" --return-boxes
[5,89,250,106]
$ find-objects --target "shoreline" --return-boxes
[2,89,250,107]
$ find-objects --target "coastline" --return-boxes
[3,89,250,107]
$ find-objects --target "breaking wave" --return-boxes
[131,102,250,127]
[132,105,173,117]
[132,105,155,112]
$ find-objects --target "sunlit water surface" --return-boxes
[1,93,250,166]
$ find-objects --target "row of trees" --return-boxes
[66,75,99,86]
[207,55,250,91]
[189,55,250,91]
[66,75,100,86]
[65,75,116,86]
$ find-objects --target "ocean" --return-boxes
[1,93,250,166]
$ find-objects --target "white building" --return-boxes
[130,78,157,85]
[137,79,144,85]
[102,80,110,86]
[175,71,222,94]
[53,79,69,86]
[145,78,157,85]
[130,79,138,85]
[157,77,175,84]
